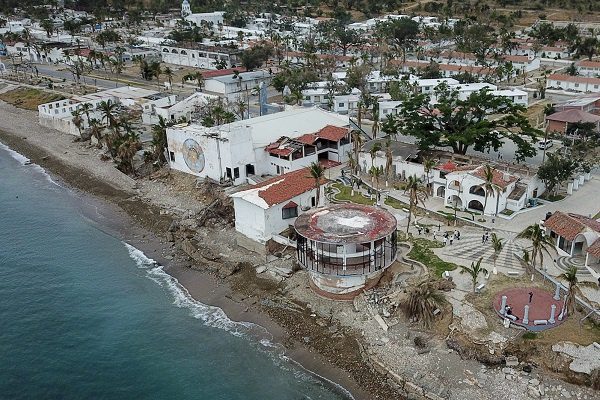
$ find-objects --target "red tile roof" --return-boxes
[586,238,600,257]
[577,60,600,68]
[316,125,348,142]
[544,211,600,241]
[471,166,519,189]
[546,109,600,124]
[436,161,458,172]
[201,67,247,79]
[251,168,327,207]
[548,74,600,85]
[297,133,318,145]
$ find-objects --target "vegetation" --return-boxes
[557,265,595,317]
[404,175,429,233]
[400,279,445,329]
[0,88,65,110]
[406,237,460,277]
[491,233,504,275]
[384,196,408,210]
[308,162,325,207]
[460,257,488,293]
[331,183,375,206]
[517,224,554,278]
[537,153,579,196]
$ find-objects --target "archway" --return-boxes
[468,199,484,212]
[469,186,485,196]
[436,186,445,198]
[448,195,462,209]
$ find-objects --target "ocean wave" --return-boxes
[123,242,355,400]
[0,141,61,187]
[124,243,256,336]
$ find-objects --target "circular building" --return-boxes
[294,204,398,300]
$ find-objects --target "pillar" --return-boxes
[579,175,584,185]
[549,304,556,324]
[567,182,573,195]
[500,295,507,315]
[523,305,530,325]
[573,178,579,191]
[553,284,561,300]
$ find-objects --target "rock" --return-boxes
[165,232,175,242]
[561,389,571,399]
[168,220,179,232]
[523,365,533,373]
[505,356,519,367]
[529,379,540,386]
[528,387,541,398]
[255,265,267,274]
[502,367,513,374]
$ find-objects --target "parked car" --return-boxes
[538,140,553,150]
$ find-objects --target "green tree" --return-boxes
[491,233,503,275]
[517,224,554,279]
[400,279,445,328]
[96,99,119,130]
[391,83,540,161]
[537,153,579,196]
[378,18,420,63]
[557,266,595,317]
[422,156,436,195]
[404,175,428,233]
[308,162,325,207]
[151,115,169,165]
[460,257,488,293]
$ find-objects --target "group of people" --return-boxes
[438,230,460,246]
[481,231,491,243]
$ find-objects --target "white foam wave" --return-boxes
[123,242,355,400]
[0,141,61,186]
[124,243,255,335]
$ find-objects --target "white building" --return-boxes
[181,0,224,26]
[141,92,219,125]
[491,88,529,107]
[547,74,600,93]
[166,107,349,185]
[576,60,600,77]
[230,167,325,244]
[160,44,240,69]
[203,70,272,101]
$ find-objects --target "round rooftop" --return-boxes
[294,204,397,244]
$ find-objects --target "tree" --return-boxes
[537,153,579,196]
[517,224,554,279]
[96,30,122,49]
[572,37,599,60]
[97,99,119,130]
[163,67,173,89]
[557,266,594,317]
[371,102,380,139]
[71,109,84,136]
[309,162,325,208]
[369,142,382,167]
[40,19,54,37]
[566,62,578,76]
[369,166,383,200]
[351,130,364,174]
[400,279,445,328]
[391,83,540,162]
[460,258,488,293]
[422,156,436,195]
[240,44,273,71]
[151,115,169,165]
[88,118,103,147]
[378,18,420,63]
[404,175,428,233]
[479,164,496,215]
[491,233,503,275]
[384,139,393,187]
[199,98,236,127]
[117,133,142,175]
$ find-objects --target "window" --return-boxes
[234,167,239,179]
[225,167,232,179]
[595,85,599,89]
[169,152,175,162]
[282,204,298,219]
[311,196,316,207]
[339,102,344,107]
[574,83,580,88]
[246,164,255,175]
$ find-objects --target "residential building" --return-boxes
[230,167,325,244]
[547,74,600,93]
[576,60,600,77]
[160,44,240,69]
[545,109,600,134]
[203,70,272,101]
[141,92,219,125]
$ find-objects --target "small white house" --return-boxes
[141,92,218,125]
[160,44,240,69]
[203,70,272,101]
[576,60,600,77]
[547,74,600,93]
[230,167,325,244]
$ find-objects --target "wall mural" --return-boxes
[182,138,205,173]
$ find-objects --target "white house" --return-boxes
[166,107,349,185]
[230,167,325,244]
[203,70,272,101]
[576,60,600,77]
[547,74,600,93]
[141,92,219,125]
[359,140,422,182]
[160,44,240,69]
[491,88,529,107]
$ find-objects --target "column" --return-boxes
[500,295,507,315]
[549,304,556,324]
[523,305,530,325]
[553,284,561,300]
[573,178,579,191]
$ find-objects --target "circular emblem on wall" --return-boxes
[182,138,205,173]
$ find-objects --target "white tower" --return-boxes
[181,0,191,18]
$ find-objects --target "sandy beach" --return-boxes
[0,98,383,400]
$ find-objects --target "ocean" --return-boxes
[0,143,349,400]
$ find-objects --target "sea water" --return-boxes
[0,143,349,400]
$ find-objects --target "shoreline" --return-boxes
[0,109,376,399]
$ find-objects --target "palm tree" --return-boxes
[479,164,496,215]
[346,151,357,177]
[517,224,554,279]
[71,109,84,136]
[422,156,436,195]
[491,233,503,275]
[460,258,488,293]
[369,165,383,203]
[97,99,118,129]
[163,66,173,90]
[404,175,429,233]
[351,130,364,173]
[88,118,103,147]
[384,138,393,187]
[308,162,325,208]
[400,279,445,328]
[152,63,162,90]
[151,115,169,164]
[79,102,93,124]
[557,266,594,317]
[194,71,204,89]
[371,103,380,138]
[117,133,141,175]
[369,142,382,168]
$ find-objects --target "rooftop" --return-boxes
[545,109,600,124]
[544,211,600,241]
[362,139,420,160]
[294,204,397,244]
[230,168,326,209]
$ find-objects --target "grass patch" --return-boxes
[384,196,408,210]
[500,209,514,216]
[0,88,66,110]
[522,332,537,340]
[539,193,565,202]
[405,237,461,276]
[331,183,375,206]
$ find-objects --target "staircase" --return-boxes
[555,256,591,275]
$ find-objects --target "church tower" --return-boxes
[181,0,191,18]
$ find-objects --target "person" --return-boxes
[482,234,486,244]
[443,237,447,246]
[528,291,533,303]
[457,231,461,240]
[433,231,437,241]
[425,227,430,234]
[505,305,512,315]
[449,236,453,245]
[438,223,441,231]
[417,227,422,235]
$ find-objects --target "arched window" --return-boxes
[171,49,178,53]
[469,186,485,196]
[162,48,169,52]
[181,50,187,55]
